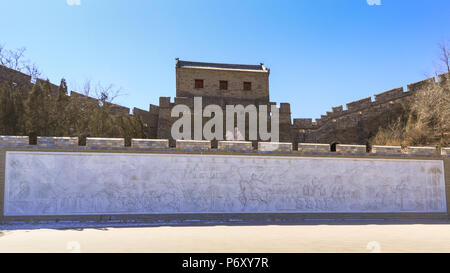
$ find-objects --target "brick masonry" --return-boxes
[372,145,403,155]
[86,138,125,149]
[298,143,330,153]
[176,64,269,103]
[131,139,169,149]
[176,140,211,151]
[258,142,292,152]
[336,144,367,154]
[37,137,78,148]
[0,136,29,147]
[407,146,437,156]
[0,136,447,157]
[218,141,253,152]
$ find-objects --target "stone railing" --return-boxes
[218,141,253,152]
[131,139,169,149]
[0,136,447,157]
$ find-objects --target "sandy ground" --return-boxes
[1,221,450,253]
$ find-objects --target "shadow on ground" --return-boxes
[1,218,450,232]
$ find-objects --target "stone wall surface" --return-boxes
[218,141,253,152]
[298,143,330,153]
[131,139,169,149]
[86,138,125,149]
[258,142,292,152]
[407,146,437,156]
[176,140,211,150]
[176,67,269,103]
[3,151,447,216]
[372,145,403,155]
[0,136,29,147]
[336,144,367,154]
[37,137,78,148]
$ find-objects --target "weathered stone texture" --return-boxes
[372,145,403,155]
[4,151,447,216]
[131,139,169,149]
[37,137,78,148]
[346,97,372,111]
[176,64,269,103]
[298,143,330,153]
[0,136,29,147]
[336,144,367,154]
[176,140,211,151]
[374,87,404,102]
[407,146,437,156]
[258,142,292,152]
[218,141,253,152]
[86,138,125,149]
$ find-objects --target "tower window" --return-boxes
[195,79,204,89]
[243,82,252,91]
[219,80,228,90]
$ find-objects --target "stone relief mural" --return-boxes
[3,151,447,216]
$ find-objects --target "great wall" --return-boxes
[2,61,449,149]
[0,61,449,222]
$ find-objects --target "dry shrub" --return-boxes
[371,78,450,147]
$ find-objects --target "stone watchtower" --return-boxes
[175,59,271,105]
[144,59,292,145]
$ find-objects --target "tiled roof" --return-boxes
[176,59,269,72]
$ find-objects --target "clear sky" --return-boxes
[0,0,449,120]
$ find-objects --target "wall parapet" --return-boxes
[293,72,449,131]
[0,136,29,147]
[374,87,404,103]
[218,141,253,152]
[336,144,367,154]
[441,147,450,156]
[293,118,313,128]
[176,140,211,151]
[37,137,78,148]
[407,146,437,156]
[0,135,448,158]
[258,142,292,152]
[407,77,436,92]
[298,143,330,153]
[131,139,169,149]
[86,138,125,149]
[372,145,403,155]
[346,97,372,112]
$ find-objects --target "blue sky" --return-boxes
[0,0,449,120]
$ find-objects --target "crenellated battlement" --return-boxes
[292,72,449,146]
[346,97,372,112]
[374,87,405,102]
[300,73,447,126]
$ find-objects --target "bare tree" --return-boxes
[433,41,450,75]
[408,41,450,145]
[0,45,41,80]
[439,41,450,73]
[373,41,450,146]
